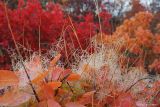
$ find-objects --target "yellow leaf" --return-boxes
[0,70,19,88]
[66,73,81,81]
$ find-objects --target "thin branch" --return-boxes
[4,3,40,102]
[125,77,152,93]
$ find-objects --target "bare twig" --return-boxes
[125,77,152,93]
[4,3,40,102]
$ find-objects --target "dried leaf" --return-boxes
[0,70,19,88]
[66,73,81,81]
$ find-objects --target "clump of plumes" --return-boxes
[76,44,159,102]
[75,16,160,103]
[77,49,106,75]
[12,53,50,87]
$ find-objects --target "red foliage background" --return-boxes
[0,0,111,69]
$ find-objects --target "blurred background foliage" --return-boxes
[0,0,160,69]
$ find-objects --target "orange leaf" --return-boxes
[32,71,49,84]
[38,84,54,101]
[65,102,86,107]
[51,68,71,81]
[32,54,61,85]
[47,82,62,90]
[50,54,61,66]
[66,73,81,81]
[0,70,19,88]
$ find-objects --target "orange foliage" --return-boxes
[126,0,145,18]
[114,12,153,38]
[101,12,160,73]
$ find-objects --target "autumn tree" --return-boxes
[125,0,145,18]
